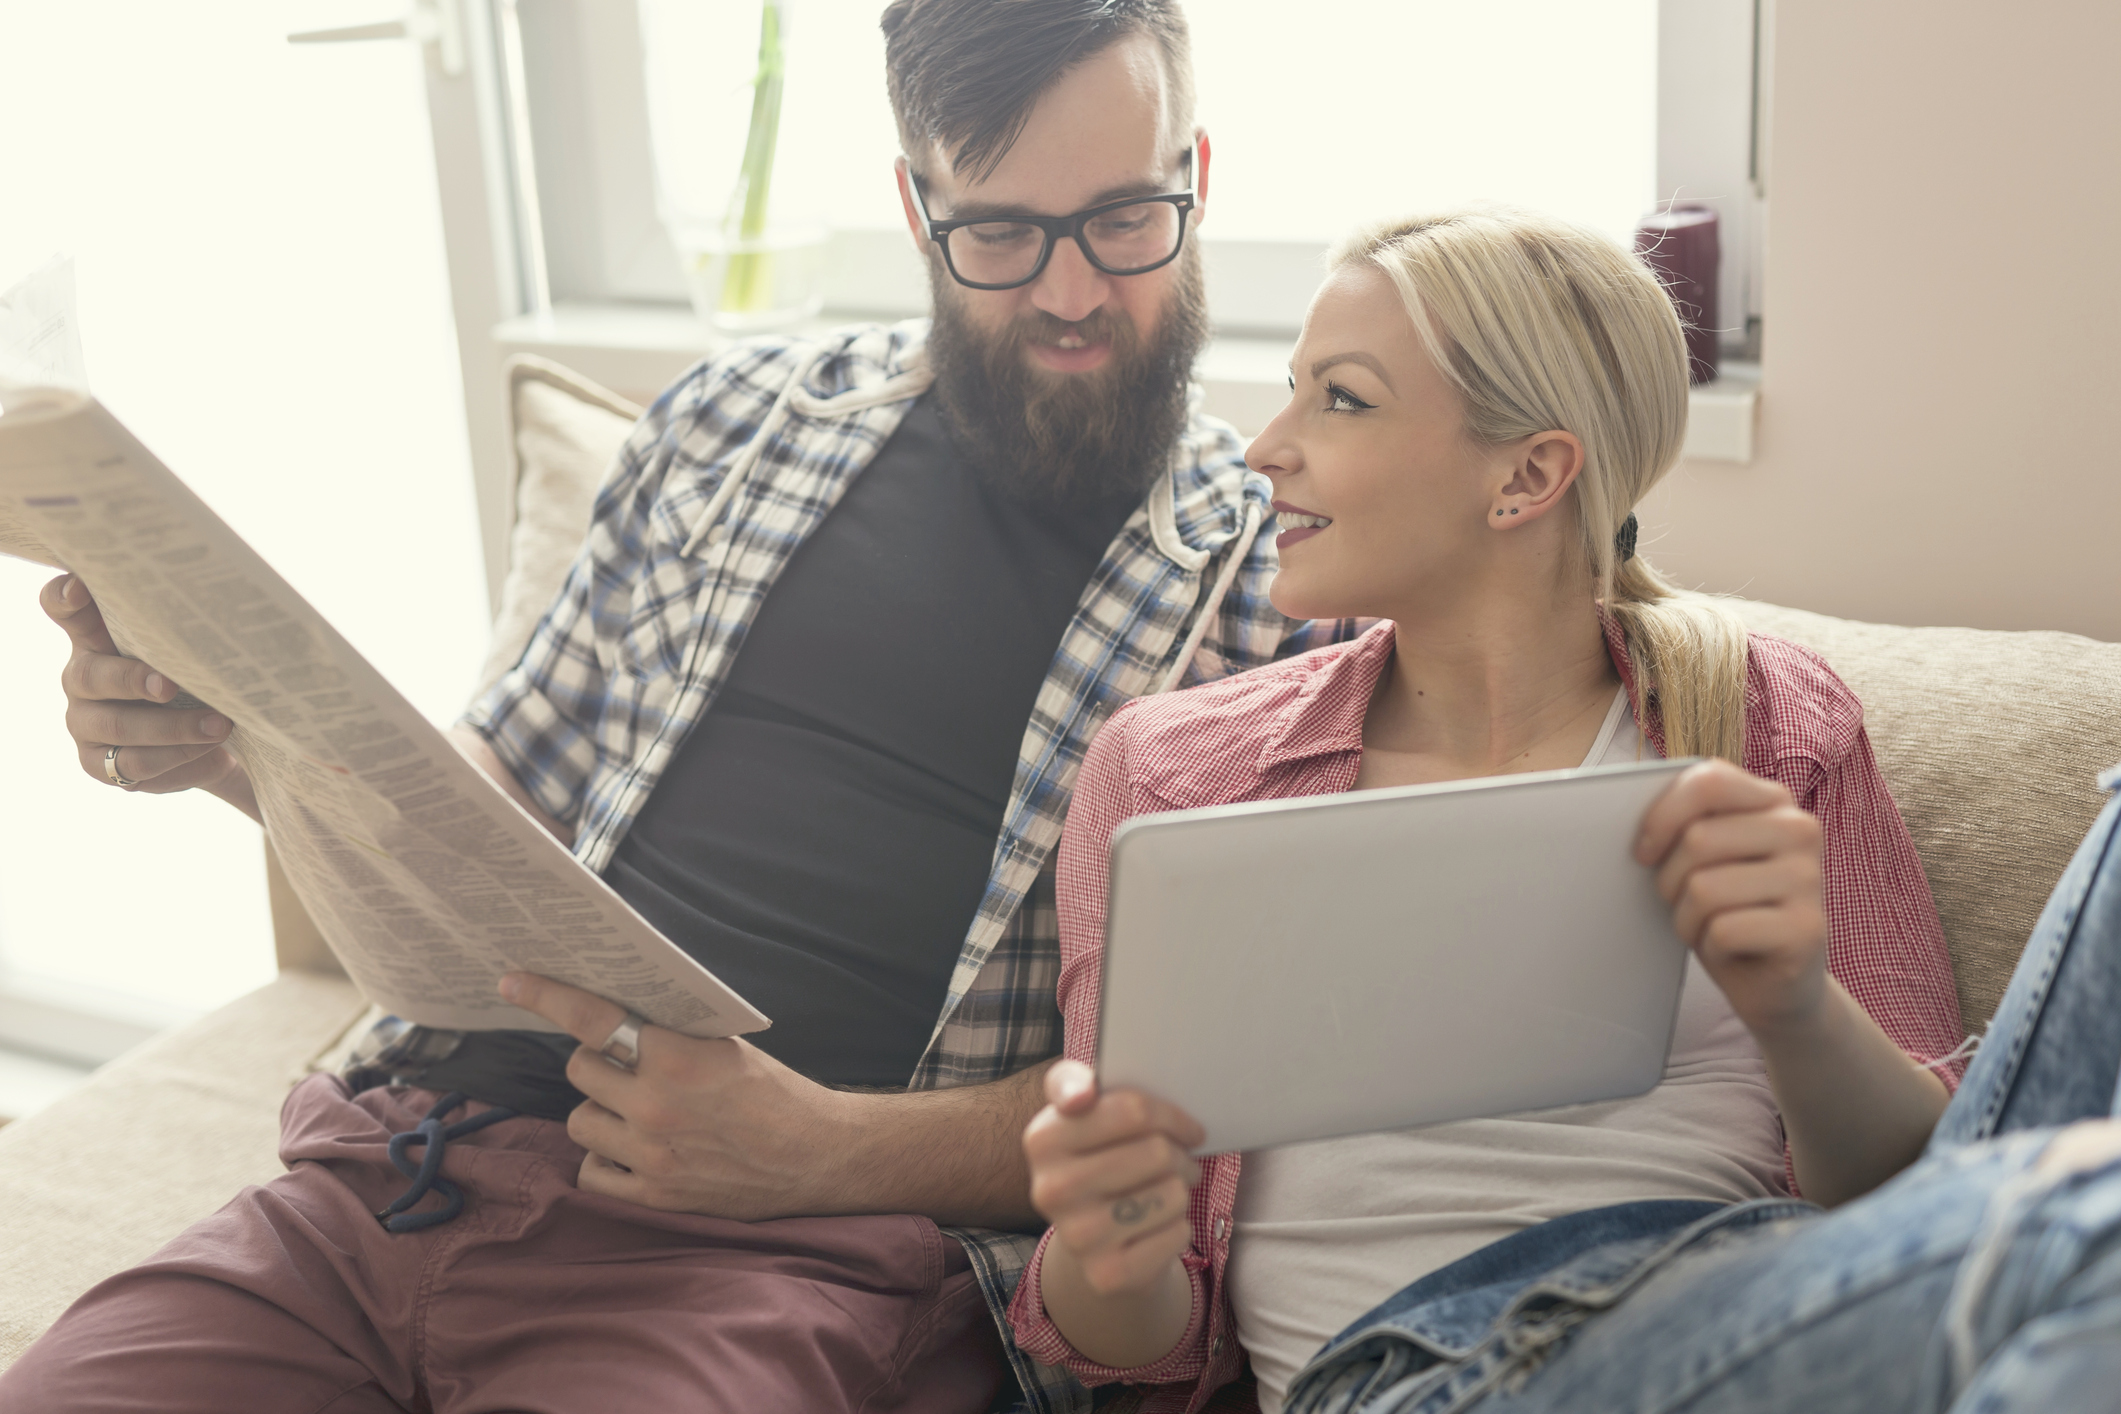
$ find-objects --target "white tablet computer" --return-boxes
[1096,758,1698,1155]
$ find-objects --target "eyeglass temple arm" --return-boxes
[903,161,940,236]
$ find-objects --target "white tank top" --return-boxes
[1228,691,1787,1413]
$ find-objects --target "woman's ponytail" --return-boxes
[1607,556,1749,763]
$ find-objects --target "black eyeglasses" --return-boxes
[906,144,1198,291]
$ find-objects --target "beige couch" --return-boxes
[3,358,2118,1375]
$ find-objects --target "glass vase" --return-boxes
[640,0,829,333]
[678,223,829,332]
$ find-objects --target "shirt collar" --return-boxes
[1256,613,1655,773]
[1256,620,1399,772]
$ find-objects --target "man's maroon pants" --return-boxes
[0,1075,1008,1413]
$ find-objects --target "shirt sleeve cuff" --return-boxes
[1006,1227,1213,1389]
[457,673,589,826]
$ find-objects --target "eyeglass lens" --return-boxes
[946,200,1185,286]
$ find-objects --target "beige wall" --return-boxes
[1641,0,2120,643]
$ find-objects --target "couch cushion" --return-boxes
[474,356,643,698]
[1734,601,2121,1030]
[0,596,2111,1380]
[0,971,368,1369]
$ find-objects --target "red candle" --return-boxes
[1634,207,1720,385]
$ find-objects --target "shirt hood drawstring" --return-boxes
[681,346,934,559]
[1155,498,1264,695]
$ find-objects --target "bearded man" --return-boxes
[9,2,1351,1411]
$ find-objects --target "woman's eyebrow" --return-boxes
[1302,351,1397,393]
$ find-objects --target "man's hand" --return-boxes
[1021,1060,1201,1368]
[1634,758,1829,1040]
[500,971,868,1219]
[498,971,1049,1226]
[40,573,256,818]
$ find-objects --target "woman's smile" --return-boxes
[1273,499,1333,549]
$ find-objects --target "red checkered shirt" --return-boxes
[1008,618,1968,1413]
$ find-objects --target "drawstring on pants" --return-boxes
[374,1091,519,1234]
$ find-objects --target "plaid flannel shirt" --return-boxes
[420,319,1351,1413]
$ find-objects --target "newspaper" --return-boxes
[0,462,64,566]
[0,260,81,568]
[0,387,769,1040]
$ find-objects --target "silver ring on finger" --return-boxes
[598,1011,649,1072]
[103,745,141,789]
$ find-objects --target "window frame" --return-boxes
[444,0,1770,600]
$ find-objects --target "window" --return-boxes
[491,0,1763,461]
[1658,0,1770,358]
[0,2,485,1053]
[513,0,1756,336]
[1193,2,1661,249]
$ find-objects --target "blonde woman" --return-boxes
[1008,208,2121,1414]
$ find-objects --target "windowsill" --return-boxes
[493,302,1307,437]
[1685,362,1760,465]
[0,973,193,1070]
[0,971,191,1121]
[0,1045,93,1126]
[493,304,1760,456]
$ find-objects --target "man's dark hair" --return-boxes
[881,0,1195,182]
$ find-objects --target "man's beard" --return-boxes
[924,244,1210,509]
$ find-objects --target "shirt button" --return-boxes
[1214,1218,1227,1241]
[1211,1336,1223,1355]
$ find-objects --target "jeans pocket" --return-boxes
[1925,1131,2121,1407]
[1285,1339,1439,1414]
[1284,1202,1811,1414]
[1473,1202,1813,1405]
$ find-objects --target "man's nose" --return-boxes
[1028,236,1113,325]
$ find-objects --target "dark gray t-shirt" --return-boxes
[417,396,1137,1116]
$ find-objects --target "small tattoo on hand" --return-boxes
[1112,1194,1159,1225]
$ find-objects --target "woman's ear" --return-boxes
[1489,431,1586,526]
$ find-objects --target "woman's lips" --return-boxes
[1272,502,1332,550]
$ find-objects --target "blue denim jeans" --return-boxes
[1283,777,2121,1414]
